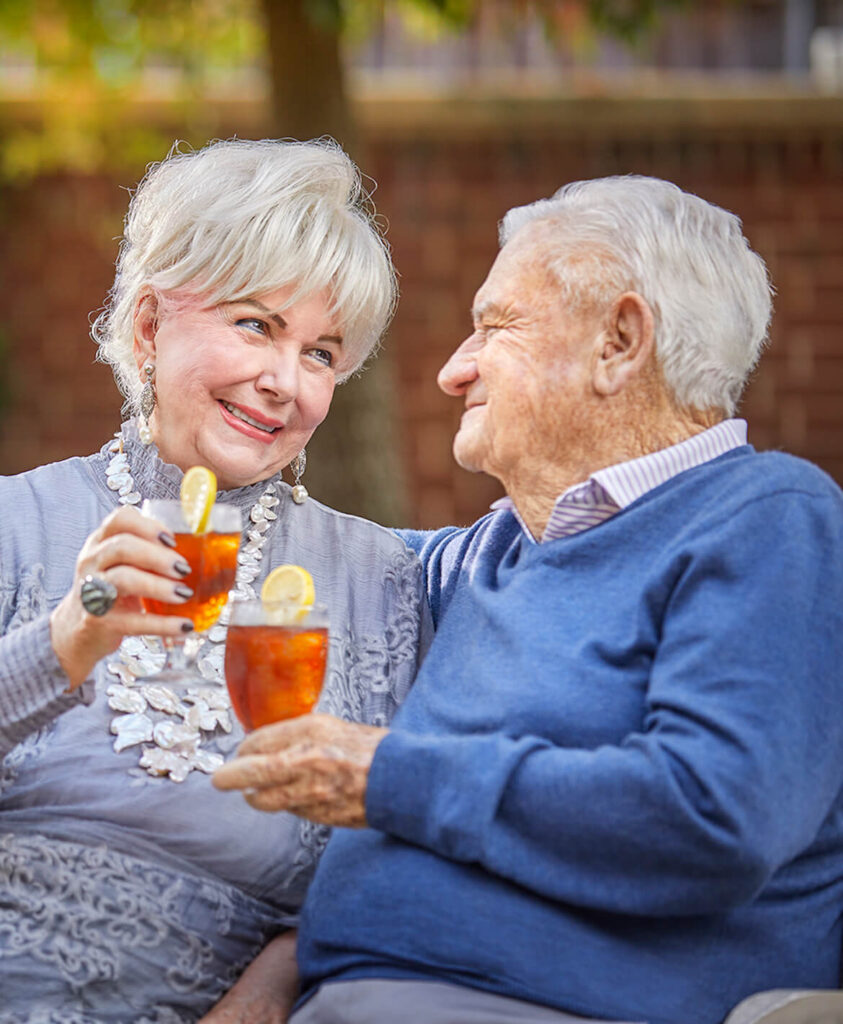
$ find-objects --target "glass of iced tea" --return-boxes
[224,599,329,731]
[140,498,241,682]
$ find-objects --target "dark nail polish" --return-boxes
[180,621,195,633]
[173,559,191,576]
[174,584,194,600]
[159,531,177,549]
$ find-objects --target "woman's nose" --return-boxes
[255,350,299,402]
[438,335,480,396]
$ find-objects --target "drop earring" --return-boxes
[138,364,156,446]
[290,449,308,504]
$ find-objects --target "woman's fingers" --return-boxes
[74,566,194,630]
[108,609,195,638]
[76,506,193,585]
[97,504,175,545]
[80,506,183,573]
[84,533,192,581]
[99,565,195,608]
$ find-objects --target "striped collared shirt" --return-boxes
[491,418,748,544]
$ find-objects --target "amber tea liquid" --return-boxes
[224,623,328,731]
[143,531,239,632]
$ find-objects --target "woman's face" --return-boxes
[133,285,342,491]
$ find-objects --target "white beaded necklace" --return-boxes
[104,424,283,783]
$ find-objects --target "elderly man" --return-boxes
[214,176,843,1024]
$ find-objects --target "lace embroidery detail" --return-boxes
[3,564,48,633]
[0,565,58,790]
[0,1003,195,1024]
[0,725,53,795]
[1,1012,192,1024]
[383,547,426,682]
[320,547,423,727]
[0,832,274,1015]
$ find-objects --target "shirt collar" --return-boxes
[491,418,748,543]
[591,417,747,509]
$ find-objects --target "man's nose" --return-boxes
[438,336,480,396]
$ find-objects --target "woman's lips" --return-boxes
[218,401,282,445]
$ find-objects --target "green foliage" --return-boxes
[0,0,694,179]
[584,0,691,43]
[303,0,344,30]
[0,0,263,76]
[334,0,692,39]
[0,0,265,178]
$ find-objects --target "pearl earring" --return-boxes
[138,364,156,446]
[290,449,308,504]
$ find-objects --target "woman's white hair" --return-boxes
[94,137,397,411]
[500,175,773,416]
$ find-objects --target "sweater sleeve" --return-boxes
[0,467,103,757]
[0,612,94,756]
[367,489,843,916]
[395,521,494,627]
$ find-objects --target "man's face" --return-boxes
[437,225,602,490]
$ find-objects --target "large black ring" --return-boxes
[79,574,118,617]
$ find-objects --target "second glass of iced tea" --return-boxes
[224,599,329,731]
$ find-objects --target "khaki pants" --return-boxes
[290,979,645,1024]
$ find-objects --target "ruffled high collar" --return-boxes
[98,420,288,516]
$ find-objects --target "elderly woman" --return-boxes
[0,138,430,1021]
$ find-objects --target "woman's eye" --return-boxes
[308,348,334,367]
[236,318,267,335]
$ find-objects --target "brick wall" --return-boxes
[0,175,126,474]
[1,94,841,528]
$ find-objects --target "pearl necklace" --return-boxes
[103,424,282,783]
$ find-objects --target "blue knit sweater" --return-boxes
[298,448,843,1024]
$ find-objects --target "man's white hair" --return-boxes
[94,137,397,411]
[500,175,773,416]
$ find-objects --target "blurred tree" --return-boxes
[259,0,403,523]
[0,0,689,521]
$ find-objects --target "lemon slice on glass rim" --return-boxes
[180,466,217,534]
[261,564,315,624]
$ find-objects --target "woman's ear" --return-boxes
[592,292,655,397]
[132,290,160,372]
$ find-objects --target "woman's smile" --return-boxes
[218,400,284,444]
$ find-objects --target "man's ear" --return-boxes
[132,290,160,372]
[592,292,655,397]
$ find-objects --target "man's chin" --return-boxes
[452,438,484,475]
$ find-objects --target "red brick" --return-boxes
[2,111,843,525]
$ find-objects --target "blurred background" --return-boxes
[0,0,841,527]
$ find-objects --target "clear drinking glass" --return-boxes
[140,498,241,684]
[224,598,329,731]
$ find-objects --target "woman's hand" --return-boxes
[49,505,196,690]
[198,930,299,1024]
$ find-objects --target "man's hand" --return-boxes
[212,713,387,827]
